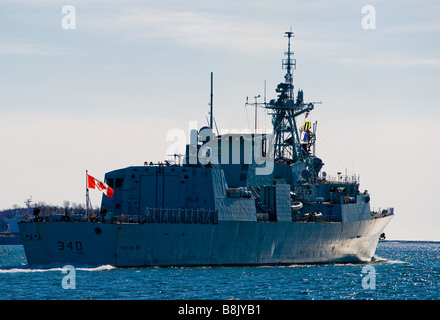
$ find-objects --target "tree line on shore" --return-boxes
[0,201,99,232]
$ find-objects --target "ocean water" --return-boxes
[0,241,439,300]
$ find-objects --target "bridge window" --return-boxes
[106,178,114,188]
[115,178,124,188]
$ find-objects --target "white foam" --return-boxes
[0,267,64,273]
[0,264,116,273]
[77,265,116,271]
[372,255,405,264]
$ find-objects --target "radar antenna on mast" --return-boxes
[282,31,296,101]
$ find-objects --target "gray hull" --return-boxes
[18,216,392,267]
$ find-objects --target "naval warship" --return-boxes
[19,32,393,267]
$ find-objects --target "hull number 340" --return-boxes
[57,241,83,251]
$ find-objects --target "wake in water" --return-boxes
[0,264,116,273]
[280,256,408,268]
[371,255,408,265]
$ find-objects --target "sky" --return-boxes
[0,0,439,241]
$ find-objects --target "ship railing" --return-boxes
[144,207,219,224]
[370,207,394,219]
[21,206,100,222]
[319,173,359,185]
[293,215,341,223]
[24,211,99,223]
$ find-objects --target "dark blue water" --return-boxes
[0,241,439,300]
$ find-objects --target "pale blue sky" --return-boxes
[0,0,439,240]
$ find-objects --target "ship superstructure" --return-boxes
[18,32,393,267]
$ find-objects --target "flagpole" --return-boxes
[86,170,89,217]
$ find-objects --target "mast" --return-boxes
[265,31,316,165]
[283,31,295,101]
[86,170,90,216]
[210,72,213,129]
[254,94,260,134]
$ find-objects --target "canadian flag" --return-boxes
[87,174,114,198]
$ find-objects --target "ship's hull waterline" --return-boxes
[19,215,392,267]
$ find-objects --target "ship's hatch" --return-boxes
[139,173,180,213]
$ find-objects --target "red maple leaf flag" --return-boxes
[87,174,114,198]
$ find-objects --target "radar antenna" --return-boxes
[283,31,296,101]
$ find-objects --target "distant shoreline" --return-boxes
[380,239,440,244]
